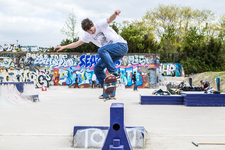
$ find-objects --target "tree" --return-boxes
[143,4,216,52]
[218,14,225,53]
[179,26,225,73]
[61,9,78,40]
[110,21,120,34]
[120,20,147,53]
[142,34,160,54]
[160,25,180,53]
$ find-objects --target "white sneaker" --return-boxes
[99,94,104,99]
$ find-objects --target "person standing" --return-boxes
[132,72,138,91]
[74,75,79,88]
[92,73,96,88]
[54,10,128,99]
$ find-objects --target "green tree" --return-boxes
[142,34,160,54]
[120,21,146,53]
[180,26,225,73]
[218,14,225,53]
[143,4,216,53]
[110,21,120,34]
[160,25,180,53]
[58,37,98,53]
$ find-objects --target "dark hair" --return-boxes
[81,18,93,31]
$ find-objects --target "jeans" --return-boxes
[94,42,128,87]
[133,81,137,90]
[92,81,96,88]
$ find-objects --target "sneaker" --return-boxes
[99,94,104,99]
[113,73,120,79]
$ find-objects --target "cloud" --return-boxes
[0,0,225,47]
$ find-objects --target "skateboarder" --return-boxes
[54,10,128,99]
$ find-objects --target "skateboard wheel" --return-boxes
[114,97,116,100]
[103,99,106,102]
[104,86,107,90]
[116,84,118,88]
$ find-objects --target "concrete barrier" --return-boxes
[73,126,146,149]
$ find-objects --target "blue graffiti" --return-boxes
[79,55,100,68]
[160,63,182,77]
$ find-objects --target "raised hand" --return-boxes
[54,46,64,52]
[115,10,121,16]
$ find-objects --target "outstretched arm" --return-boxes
[107,10,121,24]
[54,40,84,52]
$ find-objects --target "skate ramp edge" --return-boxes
[0,82,39,108]
[73,126,147,148]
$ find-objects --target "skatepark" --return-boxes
[1,84,225,150]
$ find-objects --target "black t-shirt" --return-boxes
[132,74,136,81]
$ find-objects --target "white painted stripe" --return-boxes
[0,133,72,137]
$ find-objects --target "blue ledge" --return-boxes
[140,95,183,105]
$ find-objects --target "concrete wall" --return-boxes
[0,52,183,88]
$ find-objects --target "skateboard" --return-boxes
[103,75,118,102]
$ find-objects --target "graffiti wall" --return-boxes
[0,44,48,52]
[0,52,183,88]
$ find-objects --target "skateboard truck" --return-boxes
[104,96,116,102]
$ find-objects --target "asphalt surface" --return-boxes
[0,86,225,150]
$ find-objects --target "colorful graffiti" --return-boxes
[0,52,183,88]
[160,63,182,77]
[0,44,49,52]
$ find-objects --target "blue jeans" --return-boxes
[94,42,128,87]
[133,81,137,90]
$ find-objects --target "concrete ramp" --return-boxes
[22,82,39,102]
[0,82,39,108]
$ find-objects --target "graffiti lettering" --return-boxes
[79,55,100,68]
[73,128,145,148]
[160,63,181,77]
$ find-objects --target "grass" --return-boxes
[184,71,225,93]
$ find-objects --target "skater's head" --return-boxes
[200,80,206,85]
[81,18,96,34]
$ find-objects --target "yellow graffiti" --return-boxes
[82,69,86,80]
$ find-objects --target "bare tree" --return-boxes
[61,9,78,40]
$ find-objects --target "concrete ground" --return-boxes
[0,87,225,150]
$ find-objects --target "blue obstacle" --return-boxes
[140,92,225,107]
[109,139,124,150]
[182,93,225,106]
[73,126,146,148]
[102,103,132,150]
[140,95,183,105]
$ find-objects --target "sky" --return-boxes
[0,0,225,48]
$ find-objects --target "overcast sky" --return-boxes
[0,0,224,47]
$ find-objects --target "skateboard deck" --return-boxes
[103,75,117,102]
